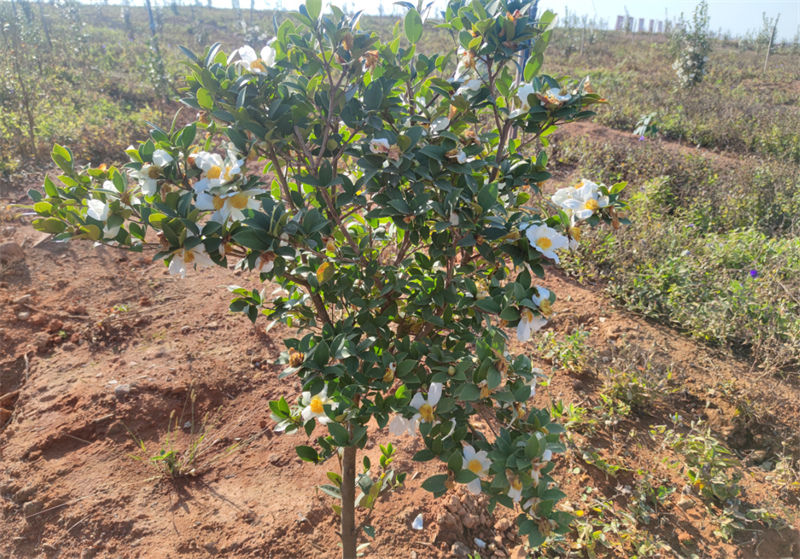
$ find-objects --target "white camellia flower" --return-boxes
[456,78,482,96]
[102,181,141,209]
[507,474,524,503]
[454,150,467,164]
[517,83,536,110]
[449,212,459,226]
[229,43,277,73]
[462,445,491,495]
[168,242,214,278]
[525,224,569,264]
[562,180,609,221]
[192,151,243,193]
[300,385,337,424]
[523,497,541,514]
[196,189,263,224]
[551,186,577,213]
[254,252,275,273]
[134,164,160,196]
[517,308,547,343]
[409,382,443,432]
[86,200,121,239]
[539,88,571,107]
[369,138,391,155]
[388,414,410,436]
[133,151,173,197]
[152,149,173,168]
[531,286,553,317]
[87,199,109,222]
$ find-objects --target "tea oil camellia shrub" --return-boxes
[27,0,628,556]
[671,0,711,88]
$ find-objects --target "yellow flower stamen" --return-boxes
[212,196,225,210]
[419,403,434,422]
[536,237,552,250]
[229,193,249,210]
[206,165,222,179]
[147,166,160,179]
[539,299,552,317]
[585,199,599,211]
[521,309,534,322]
[310,396,324,414]
[468,459,483,474]
[183,249,195,264]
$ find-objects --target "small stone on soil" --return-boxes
[22,500,43,517]
[114,384,132,401]
[0,242,24,263]
[450,541,470,558]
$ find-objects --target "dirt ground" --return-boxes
[1,125,799,559]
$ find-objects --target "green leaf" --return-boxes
[33,218,67,234]
[362,525,376,539]
[447,450,463,473]
[305,0,321,20]
[327,471,343,486]
[395,359,417,378]
[296,445,319,462]
[412,449,435,461]
[51,144,73,174]
[475,298,501,314]
[319,484,342,499]
[458,384,481,402]
[523,53,544,82]
[196,88,214,111]
[404,9,424,44]
[328,422,350,446]
[421,474,448,493]
[454,469,478,483]
[313,340,330,367]
[363,80,384,112]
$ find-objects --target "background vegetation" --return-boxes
[543,21,800,374]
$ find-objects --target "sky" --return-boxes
[111,0,800,41]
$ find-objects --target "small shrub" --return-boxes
[656,421,743,503]
[537,329,592,373]
[671,1,711,88]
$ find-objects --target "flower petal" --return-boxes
[428,382,443,407]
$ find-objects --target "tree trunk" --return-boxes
[764,20,778,73]
[37,0,52,50]
[145,0,157,36]
[340,446,358,559]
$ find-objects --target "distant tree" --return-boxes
[671,0,711,88]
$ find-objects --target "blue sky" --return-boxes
[112,0,800,41]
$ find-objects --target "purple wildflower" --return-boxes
[749,270,758,278]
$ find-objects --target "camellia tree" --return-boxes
[26,0,628,557]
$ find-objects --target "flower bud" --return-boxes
[447,366,456,376]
